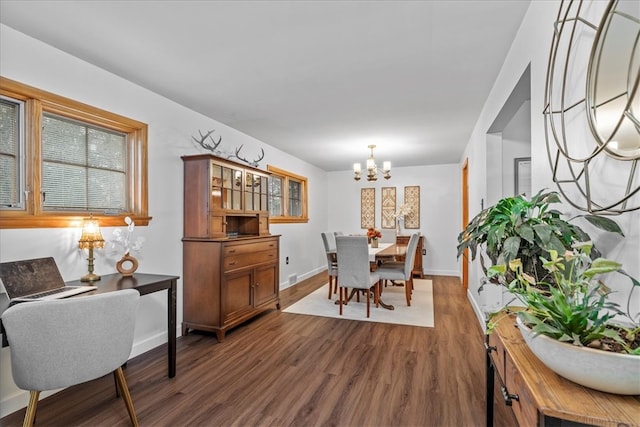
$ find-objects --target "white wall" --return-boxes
[0,24,330,417]
[460,1,640,325]
[327,164,461,276]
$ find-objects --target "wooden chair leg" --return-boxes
[114,367,139,427]
[367,289,371,319]
[339,287,343,315]
[22,390,39,427]
[328,276,333,299]
[405,278,412,306]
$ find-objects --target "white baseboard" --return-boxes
[467,288,488,331]
[422,269,460,277]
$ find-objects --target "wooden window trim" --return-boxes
[267,165,308,224]
[0,77,150,229]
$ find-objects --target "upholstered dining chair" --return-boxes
[335,236,380,317]
[376,233,420,306]
[2,289,141,427]
[321,232,339,298]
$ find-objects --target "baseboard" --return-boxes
[467,288,488,331]
[423,269,459,277]
[280,266,325,290]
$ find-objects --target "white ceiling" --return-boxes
[0,0,531,172]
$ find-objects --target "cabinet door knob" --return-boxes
[500,386,519,406]
[228,261,237,266]
[228,249,236,253]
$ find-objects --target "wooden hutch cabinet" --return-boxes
[181,154,280,341]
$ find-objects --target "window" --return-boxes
[267,165,308,223]
[0,77,149,228]
[0,96,24,209]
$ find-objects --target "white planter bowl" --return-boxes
[516,316,640,395]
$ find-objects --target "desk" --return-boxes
[2,273,179,379]
[487,312,640,426]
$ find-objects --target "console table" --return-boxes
[486,312,640,426]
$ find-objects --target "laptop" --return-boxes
[0,257,97,303]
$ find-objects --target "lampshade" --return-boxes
[78,217,105,249]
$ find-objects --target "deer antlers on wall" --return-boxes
[191,129,265,167]
[233,145,265,168]
[192,130,222,154]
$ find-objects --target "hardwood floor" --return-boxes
[1,274,516,426]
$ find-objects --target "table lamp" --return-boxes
[78,215,105,282]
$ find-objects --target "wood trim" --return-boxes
[461,158,469,291]
[0,77,150,229]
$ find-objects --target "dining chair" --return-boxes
[376,233,420,306]
[335,236,380,317]
[321,232,339,298]
[2,289,141,427]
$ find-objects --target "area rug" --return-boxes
[283,279,434,327]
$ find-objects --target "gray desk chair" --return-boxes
[2,289,141,427]
[336,236,380,318]
[376,233,420,306]
[321,232,339,298]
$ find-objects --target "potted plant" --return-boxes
[457,190,639,394]
[367,227,382,248]
[457,190,623,289]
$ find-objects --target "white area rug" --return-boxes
[283,279,434,327]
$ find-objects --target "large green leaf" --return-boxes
[502,236,521,262]
[582,215,625,236]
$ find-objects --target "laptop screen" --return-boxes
[0,257,66,298]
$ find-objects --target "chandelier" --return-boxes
[353,145,391,181]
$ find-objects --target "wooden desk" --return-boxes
[70,273,178,378]
[2,273,179,379]
[486,313,640,427]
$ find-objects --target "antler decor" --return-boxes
[233,145,265,167]
[192,130,222,155]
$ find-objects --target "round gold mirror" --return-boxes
[544,0,640,214]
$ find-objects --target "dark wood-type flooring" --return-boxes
[1,274,516,426]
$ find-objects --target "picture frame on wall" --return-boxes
[514,157,531,197]
[404,186,420,229]
[381,187,396,229]
[360,188,375,229]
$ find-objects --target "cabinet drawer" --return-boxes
[224,249,278,271]
[506,358,538,427]
[224,240,278,257]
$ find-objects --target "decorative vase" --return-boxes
[371,238,379,248]
[396,219,401,236]
[116,252,138,277]
[516,316,640,395]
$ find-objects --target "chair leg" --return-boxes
[405,278,412,306]
[114,367,139,427]
[339,287,343,315]
[365,288,370,318]
[22,391,39,427]
[374,281,380,308]
[328,276,333,299]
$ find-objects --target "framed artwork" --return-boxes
[404,186,420,229]
[381,187,396,229]
[514,157,531,197]
[360,188,375,229]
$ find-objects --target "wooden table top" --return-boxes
[493,312,640,427]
